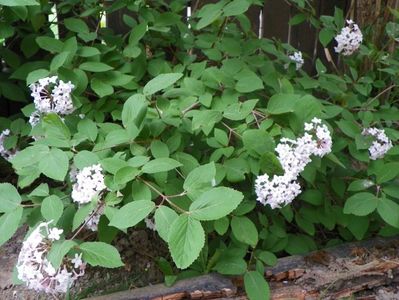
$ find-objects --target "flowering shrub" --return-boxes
[0,0,399,298]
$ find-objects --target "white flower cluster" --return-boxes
[29,76,75,127]
[334,20,363,56]
[71,164,106,205]
[288,51,304,70]
[362,127,393,160]
[0,129,18,160]
[17,221,85,294]
[71,164,106,231]
[255,118,332,209]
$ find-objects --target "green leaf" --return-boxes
[142,158,182,174]
[223,0,250,16]
[299,189,323,206]
[214,256,247,275]
[259,152,284,175]
[319,28,335,47]
[35,36,64,53]
[0,0,38,6]
[343,192,378,216]
[377,198,399,228]
[38,148,69,181]
[28,183,49,197]
[267,93,301,115]
[348,179,374,191]
[383,185,399,199]
[47,240,77,269]
[0,207,23,247]
[190,187,243,221]
[223,99,258,121]
[347,216,369,240]
[64,18,89,34]
[74,151,99,169]
[154,205,178,242]
[168,215,205,269]
[231,216,258,247]
[335,120,360,138]
[243,130,275,156]
[50,51,69,71]
[10,144,49,169]
[77,46,100,57]
[42,113,71,141]
[79,242,124,268]
[375,162,399,184]
[114,166,140,186]
[91,78,114,97]
[191,110,222,132]
[150,140,169,158]
[0,183,22,213]
[244,271,270,300]
[79,62,114,72]
[257,251,277,266]
[143,73,183,96]
[109,200,155,229]
[77,118,98,142]
[183,162,216,199]
[224,158,248,182]
[128,22,147,45]
[121,94,148,128]
[214,216,229,235]
[235,69,263,93]
[41,195,64,222]
[26,69,50,85]
[196,3,223,30]
[73,201,96,231]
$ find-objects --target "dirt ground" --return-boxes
[0,227,167,300]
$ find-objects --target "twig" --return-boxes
[138,177,187,214]
[222,122,242,138]
[365,84,397,107]
[70,201,104,240]
[182,101,200,115]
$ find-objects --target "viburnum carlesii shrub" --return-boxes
[288,51,304,70]
[255,118,332,208]
[16,221,85,294]
[362,127,393,160]
[334,19,363,55]
[29,76,75,127]
[0,129,18,160]
[71,164,106,205]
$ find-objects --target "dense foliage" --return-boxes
[0,0,399,298]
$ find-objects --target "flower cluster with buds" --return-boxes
[334,20,363,56]
[362,127,393,160]
[0,129,18,160]
[288,51,304,70]
[29,76,75,127]
[71,164,106,205]
[255,118,332,209]
[71,164,106,231]
[16,221,85,294]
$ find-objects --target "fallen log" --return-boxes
[87,236,399,300]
